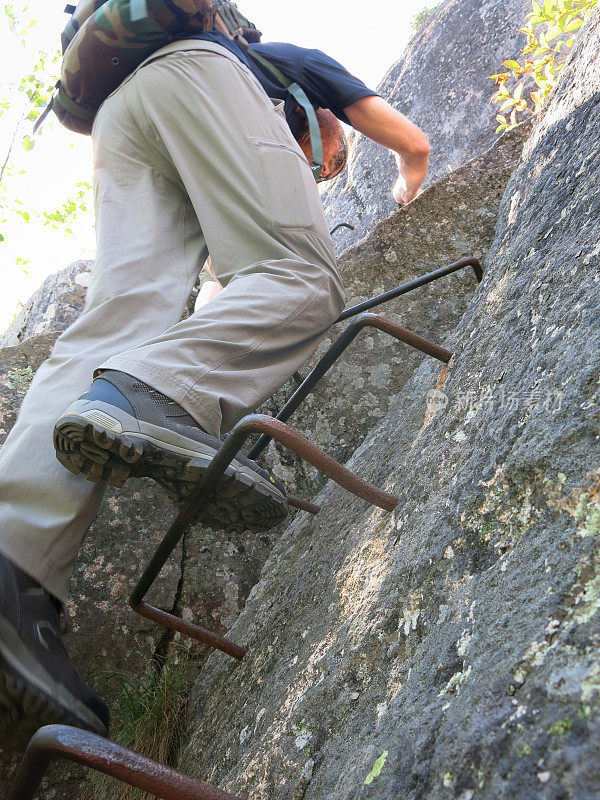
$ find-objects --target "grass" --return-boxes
[83,655,196,800]
[411,4,440,32]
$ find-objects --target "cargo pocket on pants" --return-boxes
[250,137,315,230]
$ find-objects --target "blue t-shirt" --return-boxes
[177,31,377,125]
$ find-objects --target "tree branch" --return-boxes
[0,103,29,187]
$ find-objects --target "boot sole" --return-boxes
[0,614,108,751]
[53,409,287,533]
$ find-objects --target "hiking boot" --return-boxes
[53,370,287,533]
[0,552,109,751]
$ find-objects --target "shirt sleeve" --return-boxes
[299,49,378,124]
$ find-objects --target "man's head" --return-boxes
[287,104,349,182]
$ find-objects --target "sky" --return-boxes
[0,0,429,329]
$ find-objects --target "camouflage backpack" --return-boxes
[39,0,255,135]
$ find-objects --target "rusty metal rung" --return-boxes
[132,600,246,660]
[129,415,397,661]
[288,494,320,515]
[247,312,452,460]
[248,255,484,460]
[8,725,244,800]
[245,417,398,512]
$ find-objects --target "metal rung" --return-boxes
[8,725,244,800]
[129,415,398,661]
[330,222,355,235]
[288,495,321,514]
[248,312,452,460]
[336,256,482,323]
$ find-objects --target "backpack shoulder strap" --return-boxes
[129,0,149,22]
[236,37,324,182]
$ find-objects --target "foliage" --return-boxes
[1,3,92,250]
[490,0,599,132]
[1,4,60,134]
[43,181,92,235]
[1,5,59,184]
[85,656,195,800]
[411,4,440,32]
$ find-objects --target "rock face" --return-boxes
[322,0,532,251]
[1,260,93,348]
[181,12,600,800]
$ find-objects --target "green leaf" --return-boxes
[503,59,521,69]
[564,17,583,30]
[4,4,17,33]
[532,0,543,13]
[545,24,562,40]
[21,135,35,151]
[0,234,5,243]
[514,82,525,101]
[499,98,516,111]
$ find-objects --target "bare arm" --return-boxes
[344,95,430,205]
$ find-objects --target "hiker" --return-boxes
[0,1,429,748]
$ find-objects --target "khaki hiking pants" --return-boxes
[0,40,345,603]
